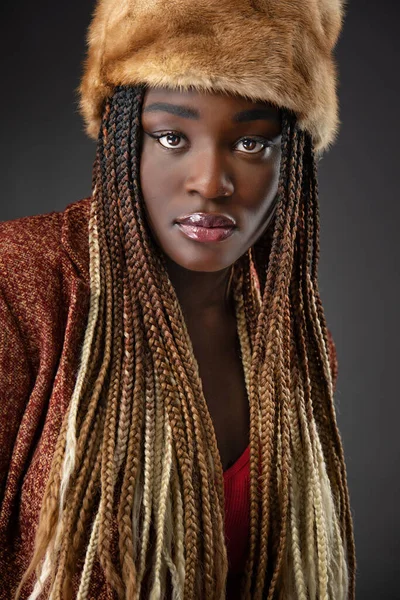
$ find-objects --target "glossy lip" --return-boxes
[176,223,235,242]
[175,212,237,228]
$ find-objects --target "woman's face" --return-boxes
[139,86,282,272]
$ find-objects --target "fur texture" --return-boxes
[79,0,345,152]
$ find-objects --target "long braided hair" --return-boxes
[16,84,355,600]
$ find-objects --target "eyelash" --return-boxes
[144,130,274,155]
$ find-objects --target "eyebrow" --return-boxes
[142,102,280,124]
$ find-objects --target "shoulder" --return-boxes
[0,197,91,287]
[0,196,91,265]
[0,207,64,332]
[0,198,91,357]
[61,197,91,283]
[0,206,62,270]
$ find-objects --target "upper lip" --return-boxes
[175,212,236,228]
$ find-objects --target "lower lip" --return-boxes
[176,224,235,242]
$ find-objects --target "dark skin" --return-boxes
[140,86,282,470]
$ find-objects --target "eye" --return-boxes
[148,131,187,149]
[235,137,272,155]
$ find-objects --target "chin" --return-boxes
[170,251,235,273]
[150,228,241,272]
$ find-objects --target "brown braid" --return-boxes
[15,85,355,600]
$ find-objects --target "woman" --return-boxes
[0,0,356,598]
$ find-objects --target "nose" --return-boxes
[184,148,234,199]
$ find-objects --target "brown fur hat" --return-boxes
[79,0,345,152]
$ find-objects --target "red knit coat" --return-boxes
[0,197,338,599]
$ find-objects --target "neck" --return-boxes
[163,256,235,321]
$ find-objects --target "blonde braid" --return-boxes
[19,194,103,600]
[77,274,137,600]
[150,402,174,599]
[170,450,186,596]
[136,349,156,591]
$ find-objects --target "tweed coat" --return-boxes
[0,196,339,599]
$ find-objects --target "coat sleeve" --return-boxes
[0,285,34,501]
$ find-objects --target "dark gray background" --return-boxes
[1,1,399,598]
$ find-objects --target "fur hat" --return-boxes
[79,0,345,152]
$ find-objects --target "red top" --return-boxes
[223,444,251,598]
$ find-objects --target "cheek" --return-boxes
[140,134,186,197]
[139,144,184,223]
[239,152,281,233]
[139,145,178,244]
[139,154,161,248]
[140,147,168,206]
[240,153,280,219]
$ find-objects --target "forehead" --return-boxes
[141,85,281,123]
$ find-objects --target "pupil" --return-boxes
[168,134,179,146]
[244,139,255,150]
